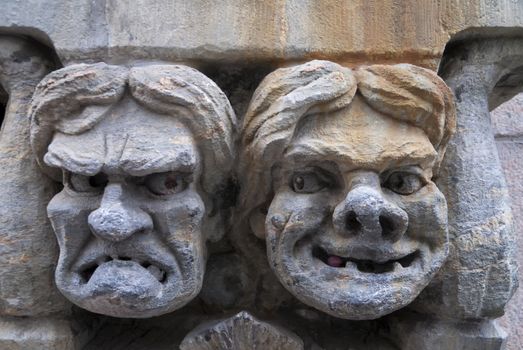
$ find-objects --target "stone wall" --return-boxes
[493,93,523,350]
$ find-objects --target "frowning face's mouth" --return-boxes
[312,246,419,274]
[78,255,167,284]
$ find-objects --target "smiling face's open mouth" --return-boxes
[312,246,420,274]
[78,255,167,284]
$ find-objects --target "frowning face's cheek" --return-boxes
[145,187,206,285]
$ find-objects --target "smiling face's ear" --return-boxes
[249,208,267,239]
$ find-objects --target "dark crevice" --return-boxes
[0,84,7,131]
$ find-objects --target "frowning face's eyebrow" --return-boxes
[43,127,199,178]
[119,141,198,177]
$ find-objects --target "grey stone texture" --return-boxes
[29,62,236,318]
[238,60,456,320]
[0,36,70,317]
[493,93,523,350]
[0,1,521,349]
[0,317,77,350]
[411,38,521,320]
[0,0,522,69]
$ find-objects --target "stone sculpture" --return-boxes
[239,60,456,320]
[28,63,236,318]
[0,6,519,345]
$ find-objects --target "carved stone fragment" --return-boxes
[180,311,304,350]
[239,60,456,320]
[29,63,236,318]
[0,35,69,317]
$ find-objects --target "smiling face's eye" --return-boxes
[144,172,189,196]
[291,172,329,193]
[383,171,425,195]
[67,172,108,193]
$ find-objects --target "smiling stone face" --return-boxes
[29,63,236,318]
[265,95,449,319]
[240,60,455,320]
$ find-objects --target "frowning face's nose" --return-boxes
[333,172,408,243]
[88,182,153,242]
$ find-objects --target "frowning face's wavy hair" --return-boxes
[29,63,237,199]
[240,60,456,221]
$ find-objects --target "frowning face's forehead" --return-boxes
[43,97,199,177]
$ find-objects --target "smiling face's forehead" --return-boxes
[44,96,199,177]
[285,94,437,173]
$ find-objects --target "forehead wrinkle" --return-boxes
[118,132,199,177]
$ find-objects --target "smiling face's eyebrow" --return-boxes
[284,139,437,172]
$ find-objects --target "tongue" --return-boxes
[327,255,344,267]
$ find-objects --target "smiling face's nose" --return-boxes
[333,172,408,243]
[88,182,153,242]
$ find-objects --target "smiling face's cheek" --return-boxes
[399,182,448,249]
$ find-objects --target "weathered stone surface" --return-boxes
[180,311,304,350]
[391,312,508,350]
[0,3,520,348]
[492,94,523,350]
[0,35,70,316]
[28,63,237,318]
[411,38,521,319]
[238,60,456,320]
[0,1,522,68]
[0,316,76,350]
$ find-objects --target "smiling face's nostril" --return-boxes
[379,215,395,238]
[346,211,361,234]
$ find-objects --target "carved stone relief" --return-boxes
[0,31,519,349]
[239,60,455,320]
[28,63,236,318]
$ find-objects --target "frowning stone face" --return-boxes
[29,63,236,318]
[265,95,449,319]
[45,97,205,317]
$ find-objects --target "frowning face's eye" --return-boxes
[382,171,425,195]
[67,172,108,193]
[144,172,189,196]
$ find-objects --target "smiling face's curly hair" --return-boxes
[240,60,456,220]
[29,63,237,198]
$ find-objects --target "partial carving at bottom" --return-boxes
[180,311,304,350]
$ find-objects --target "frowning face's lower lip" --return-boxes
[312,246,420,274]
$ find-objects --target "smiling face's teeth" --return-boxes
[313,246,419,274]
